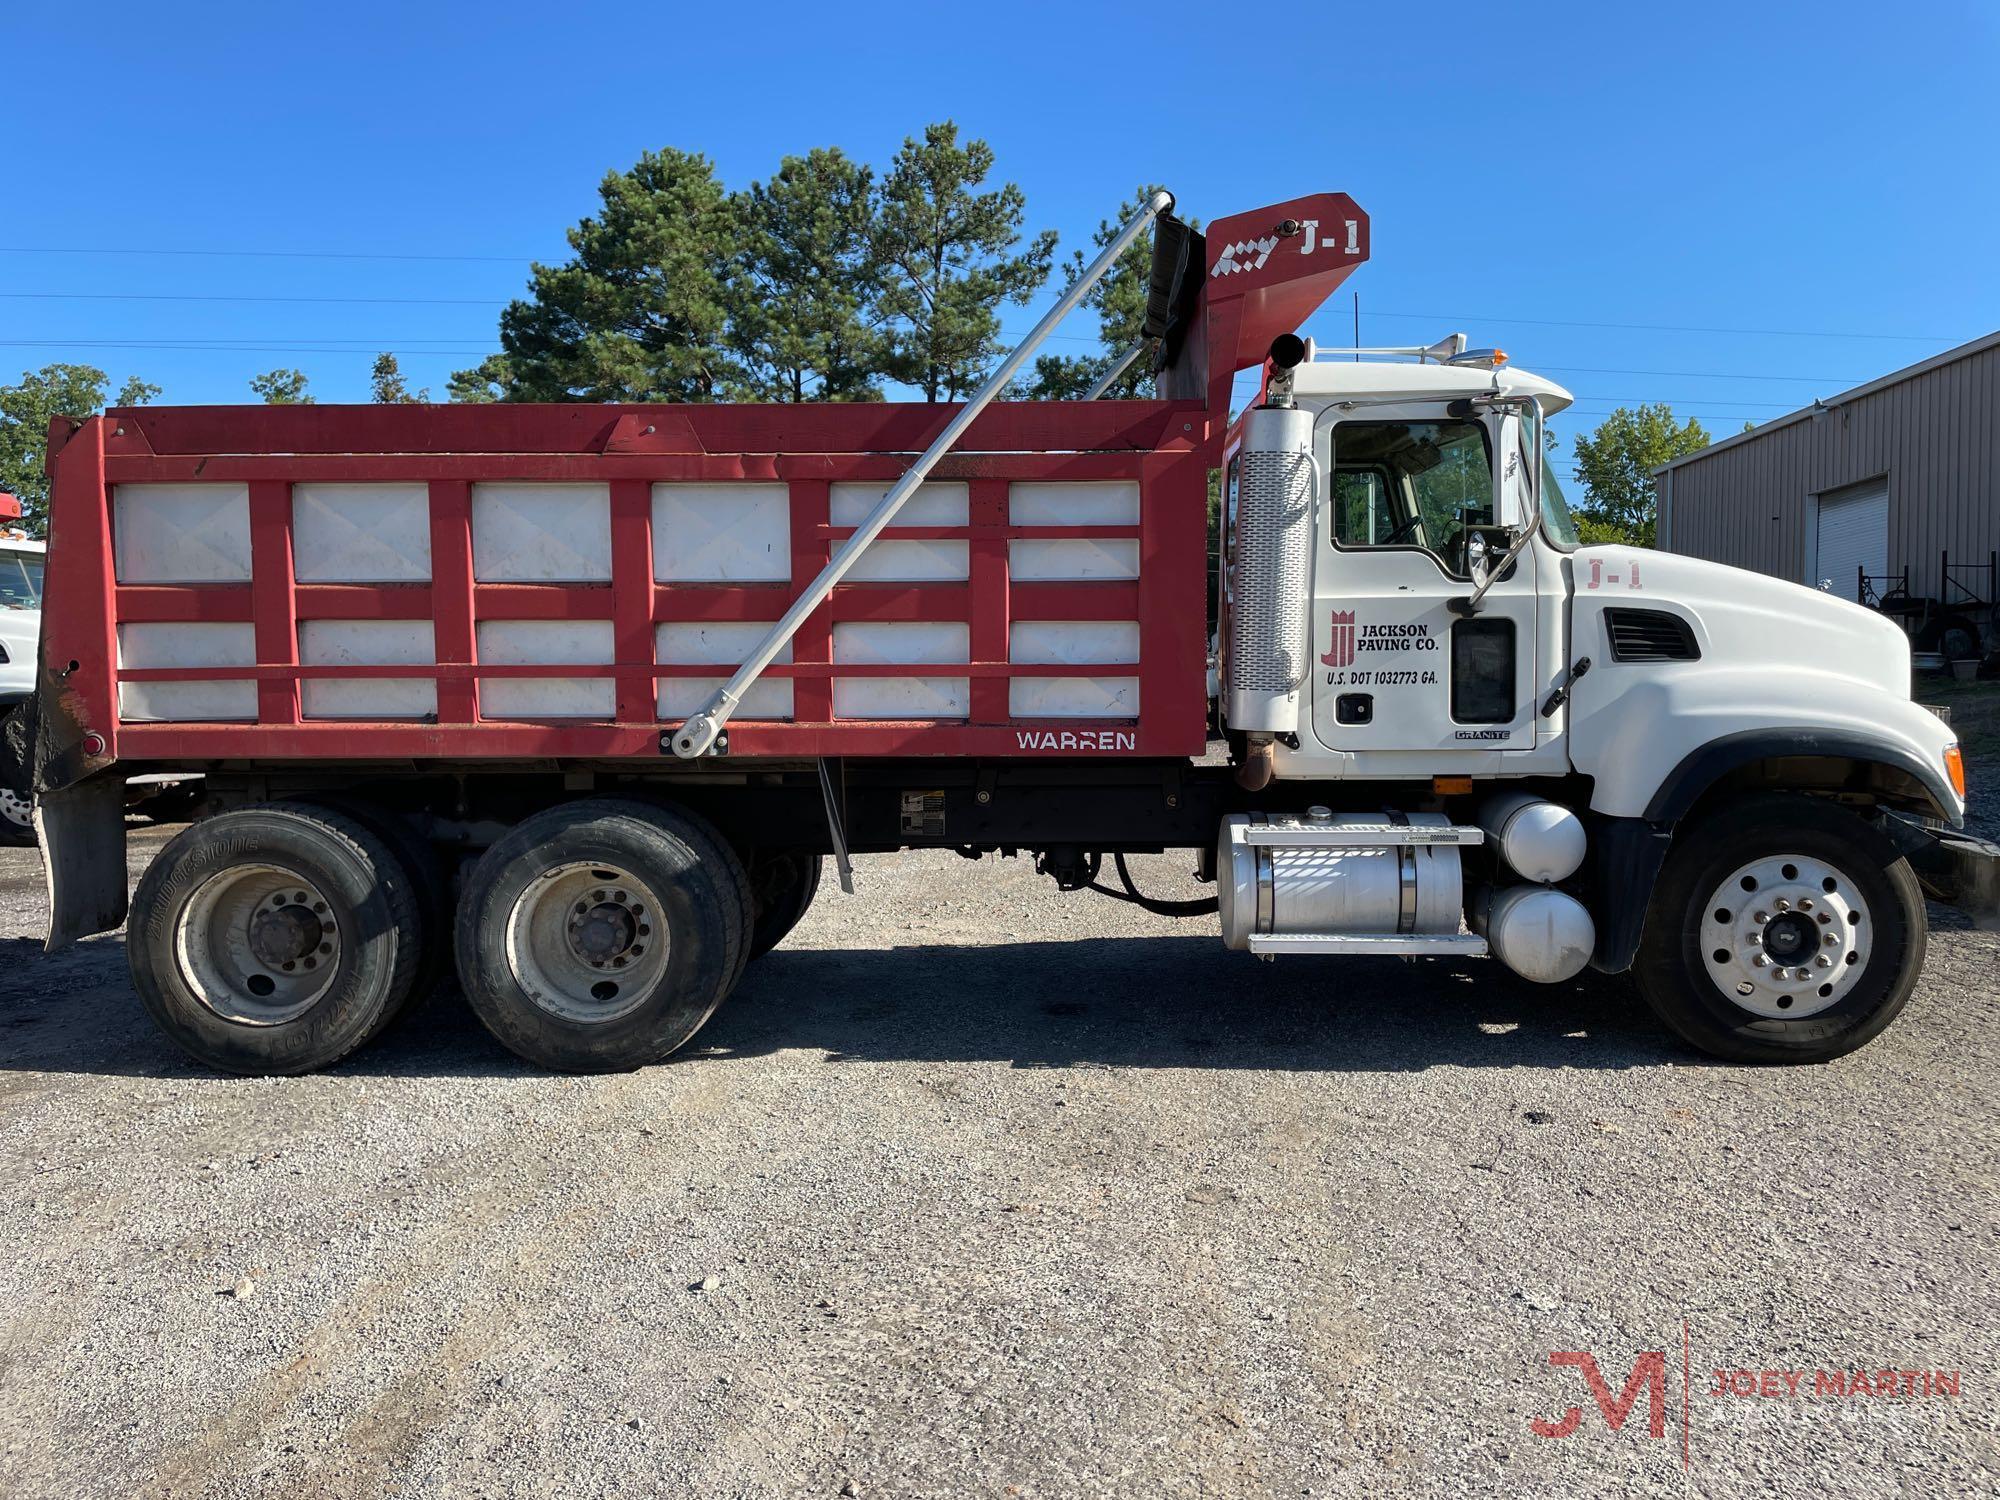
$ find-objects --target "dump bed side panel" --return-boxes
[38,401,1210,784]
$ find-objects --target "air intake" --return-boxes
[1604,608,1699,662]
[1225,406,1315,733]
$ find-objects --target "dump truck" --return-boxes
[30,188,1990,1075]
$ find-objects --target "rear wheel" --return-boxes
[747,852,822,959]
[287,793,452,1020]
[127,804,422,1074]
[453,799,749,1072]
[1635,793,1926,1063]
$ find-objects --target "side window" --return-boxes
[1333,469,1393,545]
[1329,420,1494,573]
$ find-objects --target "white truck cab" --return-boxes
[1214,336,1976,1061]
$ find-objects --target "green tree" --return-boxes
[1020,186,1197,401]
[1570,403,1708,547]
[0,363,117,535]
[115,375,162,406]
[250,368,314,405]
[730,147,883,402]
[874,122,1056,401]
[471,148,740,402]
[370,352,429,403]
[447,355,511,403]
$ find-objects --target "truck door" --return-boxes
[1305,406,1544,763]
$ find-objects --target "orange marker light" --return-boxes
[1433,776,1475,796]
[1944,744,1966,802]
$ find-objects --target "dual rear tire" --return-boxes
[128,797,761,1075]
[452,799,751,1072]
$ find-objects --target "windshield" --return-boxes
[1521,405,1580,551]
[0,552,42,609]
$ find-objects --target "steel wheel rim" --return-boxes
[1698,854,1871,1020]
[503,861,668,1024]
[0,788,30,830]
[174,862,343,1025]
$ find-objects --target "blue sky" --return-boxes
[6,0,1998,484]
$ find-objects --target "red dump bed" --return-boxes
[40,401,1214,766]
[38,189,1367,778]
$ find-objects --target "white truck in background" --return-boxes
[0,515,46,846]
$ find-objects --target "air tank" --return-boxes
[1477,792,1587,884]
[1472,884,1596,984]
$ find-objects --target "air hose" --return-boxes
[1090,852,1219,918]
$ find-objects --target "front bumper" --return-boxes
[1910,827,2000,927]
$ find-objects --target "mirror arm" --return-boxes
[1451,395,1544,616]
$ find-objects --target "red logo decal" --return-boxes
[1322,609,1357,669]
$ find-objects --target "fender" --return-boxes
[1643,727,1960,827]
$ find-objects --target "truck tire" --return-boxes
[747,852,822,959]
[0,704,36,847]
[1634,792,1926,1063]
[287,794,452,1021]
[453,799,748,1072]
[127,804,423,1074]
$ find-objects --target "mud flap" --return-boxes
[34,776,128,952]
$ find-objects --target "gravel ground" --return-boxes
[1,813,1996,1498]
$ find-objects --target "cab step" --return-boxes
[1240,822,1485,848]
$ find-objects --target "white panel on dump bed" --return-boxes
[476,620,615,718]
[116,622,257,721]
[1008,482,1140,526]
[830,482,969,581]
[1010,539,1140,580]
[471,484,612,582]
[653,484,791,582]
[293,483,433,582]
[1007,481,1141,582]
[656,622,793,720]
[1008,619,1141,719]
[113,484,252,583]
[299,619,438,720]
[831,621,969,719]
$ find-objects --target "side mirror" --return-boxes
[1463,523,1513,588]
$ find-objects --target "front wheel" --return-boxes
[1634,793,1927,1063]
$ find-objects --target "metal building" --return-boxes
[1656,330,1999,659]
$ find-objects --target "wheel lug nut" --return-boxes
[1774,898,1791,912]
[1815,954,1832,968]
[1752,954,1768,967]
[1817,912,1832,925]
[1799,898,1813,911]
[1823,933,1839,946]
[1752,911,1768,924]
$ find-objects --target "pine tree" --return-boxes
[730,148,884,402]
[873,122,1056,401]
[472,148,740,402]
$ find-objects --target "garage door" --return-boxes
[1815,483,1888,602]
